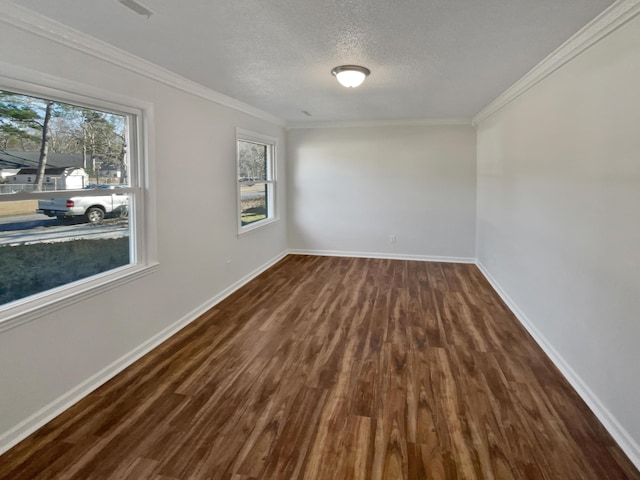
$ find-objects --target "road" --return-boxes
[0,213,57,230]
[0,213,129,246]
[240,183,266,201]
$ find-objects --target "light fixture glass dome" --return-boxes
[331,65,370,88]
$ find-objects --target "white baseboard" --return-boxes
[0,250,288,456]
[288,248,476,264]
[476,261,640,471]
[5,251,637,472]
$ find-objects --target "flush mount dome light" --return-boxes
[331,65,370,88]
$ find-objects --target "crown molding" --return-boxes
[0,1,286,127]
[5,0,636,131]
[473,0,640,125]
[287,118,472,130]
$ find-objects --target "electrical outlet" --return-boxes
[389,235,397,244]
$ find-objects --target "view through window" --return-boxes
[237,132,275,230]
[0,88,135,308]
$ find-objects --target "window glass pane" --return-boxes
[0,89,130,195]
[0,192,132,305]
[238,140,267,182]
[240,183,267,226]
[237,132,275,232]
[0,84,136,308]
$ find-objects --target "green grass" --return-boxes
[240,197,267,226]
[241,213,267,225]
[0,237,130,305]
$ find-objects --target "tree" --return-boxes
[0,93,55,190]
[34,101,53,190]
[74,108,126,182]
[1,90,128,188]
[0,93,43,152]
[238,141,267,180]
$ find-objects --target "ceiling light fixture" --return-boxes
[331,65,370,88]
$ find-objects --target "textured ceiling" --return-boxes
[15,0,615,123]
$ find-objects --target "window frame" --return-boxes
[0,67,157,332]
[236,128,278,236]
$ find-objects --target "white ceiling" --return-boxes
[15,0,615,123]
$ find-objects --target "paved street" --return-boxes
[240,183,267,201]
[0,213,58,231]
[0,214,128,246]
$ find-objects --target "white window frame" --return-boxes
[0,66,158,332]
[236,128,278,236]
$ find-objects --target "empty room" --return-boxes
[0,0,639,478]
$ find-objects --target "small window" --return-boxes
[237,129,277,234]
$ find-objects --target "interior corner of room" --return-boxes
[0,0,639,477]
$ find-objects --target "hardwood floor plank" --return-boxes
[112,457,160,480]
[255,387,327,480]
[0,255,638,480]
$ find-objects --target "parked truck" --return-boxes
[37,185,128,224]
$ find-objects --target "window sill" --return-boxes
[237,217,280,238]
[0,262,159,333]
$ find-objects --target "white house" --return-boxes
[0,168,19,181]
[7,167,89,189]
[97,162,122,180]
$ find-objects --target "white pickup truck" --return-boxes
[37,185,128,224]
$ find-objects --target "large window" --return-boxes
[237,129,276,234]
[0,77,153,325]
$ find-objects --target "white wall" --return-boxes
[287,125,476,260]
[476,13,640,462]
[3,2,639,468]
[0,23,287,446]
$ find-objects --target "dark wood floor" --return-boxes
[1,255,638,480]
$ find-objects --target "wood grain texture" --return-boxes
[1,255,638,479]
